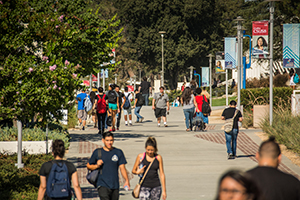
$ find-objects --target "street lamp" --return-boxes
[207,54,214,106]
[114,73,118,84]
[265,0,280,125]
[159,31,166,86]
[234,16,245,110]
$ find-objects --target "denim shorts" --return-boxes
[123,107,132,115]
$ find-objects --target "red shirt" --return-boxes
[195,95,208,112]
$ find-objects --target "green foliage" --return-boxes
[240,87,293,109]
[212,85,235,97]
[0,153,53,199]
[0,127,70,149]
[242,108,254,129]
[212,96,237,107]
[246,77,269,88]
[0,0,122,123]
[166,90,182,103]
[261,109,300,155]
[274,73,289,87]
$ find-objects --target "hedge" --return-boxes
[0,127,70,149]
[241,87,293,109]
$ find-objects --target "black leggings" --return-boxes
[97,112,107,132]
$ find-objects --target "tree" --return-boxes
[0,0,122,124]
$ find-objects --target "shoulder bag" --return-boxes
[86,148,102,188]
[132,158,155,199]
[224,109,239,133]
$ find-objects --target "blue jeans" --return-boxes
[134,106,143,122]
[183,107,194,129]
[225,129,238,155]
[142,94,149,106]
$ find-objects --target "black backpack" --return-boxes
[107,90,117,103]
[137,94,145,106]
[201,95,211,116]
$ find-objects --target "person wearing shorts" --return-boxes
[105,84,119,132]
[76,89,89,130]
[152,86,169,127]
[123,87,133,126]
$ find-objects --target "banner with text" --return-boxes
[215,51,225,73]
[283,24,300,68]
[252,21,269,59]
[225,37,236,69]
[201,67,209,86]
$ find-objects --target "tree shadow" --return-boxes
[236,155,255,158]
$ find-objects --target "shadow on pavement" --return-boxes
[69,133,101,142]
[236,155,255,158]
[80,187,99,199]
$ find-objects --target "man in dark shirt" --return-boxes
[221,100,243,159]
[139,77,151,106]
[247,136,300,200]
[133,89,144,123]
[115,85,125,130]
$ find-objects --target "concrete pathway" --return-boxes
[66,106,300,200]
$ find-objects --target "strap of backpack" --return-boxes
[232,109,239,120]
[98,148,102,175]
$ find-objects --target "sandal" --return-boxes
[186,128,190,131]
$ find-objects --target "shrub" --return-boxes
[242,108,253,129]
[274,73,289,87]
[240,87,293,109]
[246,77,269,88]
[166,90,182,103]
[0,153,53,199]
[261,108,300,154]
[0,127,70,149]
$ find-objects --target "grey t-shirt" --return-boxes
[154,92,169,109]
[182,94,194,109]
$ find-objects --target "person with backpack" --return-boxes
[152,86,169,127]
[194,87,210,131]
[87,132,130,200]
[93,87,107,135]
[290,69,297,90]
[123,86,133,126]
[75,89,91,130]
[221,100,243,159]
[133,89,145,123]
[115,85,125,131]
[105,84,119,132]
[38,139,82,200]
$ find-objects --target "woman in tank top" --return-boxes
[132,137,167,200]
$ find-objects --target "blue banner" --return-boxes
[283,24,300,68]
[225,37,237,69]
[201,67,209,86]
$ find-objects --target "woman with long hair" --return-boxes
[38,140,82,200]
[89,91,98,128]
[215,170,261,200]
[181,87,195,131]
[289,69,296,90]
[132,137,166,200]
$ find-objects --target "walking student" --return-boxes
[152,86,170,127]
[132,137,167,200]
[75,88,89,130]
[194,87,209,130]
[90,91,98,128]
[133,89,144,123]
[115,85,125,130]
[105,84,119,132]
[87,132,130,200]
[221,100,243,159]
[139,77,152,106]
[38,139,82,200]
[247,136,300,200]
[94,87,107,135]
[123,87,133,126]
[181,87,195,131]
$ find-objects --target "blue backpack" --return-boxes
[46,161,71,198]
[123,93,131,109]
[294,73,299,84]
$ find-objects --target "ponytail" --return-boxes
[145,137,158,153]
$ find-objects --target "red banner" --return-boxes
[252,21,268,36]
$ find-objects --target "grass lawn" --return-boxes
[211,96,237,106]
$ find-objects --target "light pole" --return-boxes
[15,80,24,169]
[234,16,245,110]
[266,0,280,125]
[133,75,136,91]
[188,66,195,82]
[207,54,214,106]
[159,31,166,86]
[114,73,118,84]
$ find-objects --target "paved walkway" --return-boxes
[66,106,300,200]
